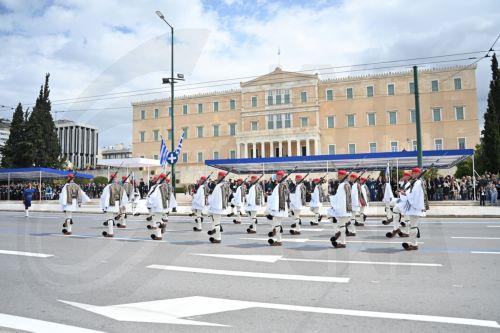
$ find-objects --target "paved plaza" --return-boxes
[0,211,499,332]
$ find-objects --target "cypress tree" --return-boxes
[1,103,32,167]
[26,73,62,168]
[480,53,500,174]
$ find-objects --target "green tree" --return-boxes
[480,53,500,173]
[26,73,62,168]
[1,103,32,167]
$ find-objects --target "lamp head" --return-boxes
[155,11,165,19]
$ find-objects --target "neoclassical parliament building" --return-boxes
[132,65,480,184]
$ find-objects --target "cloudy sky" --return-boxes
[0,0,499,148]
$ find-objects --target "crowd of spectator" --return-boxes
[0,173,498,207]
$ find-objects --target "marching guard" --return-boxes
[386,171,411,238]
[355,176,369,226]
[245,175,264,234]
[329,170,352,248]
[100,174,129,237]
[382,172,395,225]
[207,171,230,243]
[347,173,360,236]
[395,167,428,250]
[191,175,209,231]
[289,174,307,235]
[309,178,325,226]
[266,170,289,246]
[147,174,176,240]
[60,173,90,235]
[229,178,246,224]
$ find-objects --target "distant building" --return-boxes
[55,119,99,169]
[100,143,132,160]
[0,119,11,163]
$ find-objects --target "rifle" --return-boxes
[344,163,360,180]
[108,161,125,184]
[295,172,310,187]
[199,172,213,187]
[253,173,265,184]
[278,166,298,184]
[319,173,328,183]
[353,170,367,183]
[122,172,133,184]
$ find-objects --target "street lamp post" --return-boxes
[156,10,183,194]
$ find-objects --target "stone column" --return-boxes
[315,139,320,155]
[287,140,292,157]
[306,139,310,156]
[278,141,282,157]
[244,142,248,158]
[270,141,274,157]
[252,142,257,158]
[236,143,240,158]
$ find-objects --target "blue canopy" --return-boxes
[0,167,94,180]
[205,149,474,174]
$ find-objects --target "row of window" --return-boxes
[324,106,465,129]
[139,123,237,142]
[324,77,462,101]
[139,99,238,119]
[327,137,467,155]
[144,137,467,163]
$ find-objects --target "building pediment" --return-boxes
[241,67,318,88]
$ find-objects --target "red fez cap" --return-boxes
[403,171,411,177]
[349,172,358,178]
[67,173,74,179]
[200,176,207,181]
[159,173,167,179]
[360,177,367,182]
[218,171,227,177]
[165,178,170,183]
[109,174,116,180]
[338,170,347,176]
[295,174,303,180]
[152,175,158,181]
[250,175,258,181]
[122,176,127,180]
[412,167,421,174]
[276,170,285,176]
[313,178,320,183]
[237,178,243,182]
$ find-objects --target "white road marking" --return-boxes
[0,250,53,258]
[50,233,166,243]
[240,237,423,245]
[0,313,104,333]
[471,251,500,255]
[147,265,349,283]
[60,296,500,329]
[452,237,500,240]
[487,226,500,228]
[193,253,442,267]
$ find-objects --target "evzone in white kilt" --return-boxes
[229,179,246,224]
[382,181,395,225]
[347,173,362,236]
[146,174,176,240]
[100,176,129,238]
[207,171,230,243]
[245,175,264,234]
[358,178,370,224]
[309,178,325,226]
[289,174,306,235]
[386,172,412,238]
[192,176,208,232]
[122,176,140,217]
[266,170,289,246]
[395,168,427,251]
[59,174,90,235]
[328,170,352,249]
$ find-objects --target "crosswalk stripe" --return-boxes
[0,250,53,258]
[240,237,423,245]
[147,265,349,283]
[0,313,104,332]
[452,237,500,240]
[470,251,500,255]
[49,233,166,243]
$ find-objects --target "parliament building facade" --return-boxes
[132,65,479,184]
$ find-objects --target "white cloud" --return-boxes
[0,0,498,147]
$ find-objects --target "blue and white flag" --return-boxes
[159,136,169,167]
[174,131,185,155]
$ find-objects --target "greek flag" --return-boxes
[159,137,169,167]
[174,131,185,155]
[385,163,390,183]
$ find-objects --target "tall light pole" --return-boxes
[156,10,183,194]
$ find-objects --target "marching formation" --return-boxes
[58,166,428,251]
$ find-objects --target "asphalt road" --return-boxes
[0,211,499,333]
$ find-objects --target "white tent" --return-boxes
[98,158,161,188]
